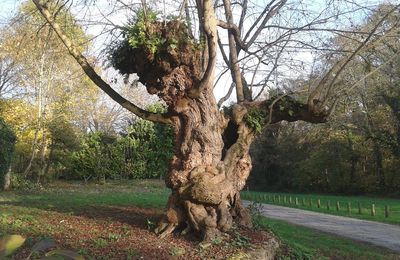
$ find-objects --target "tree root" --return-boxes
[155,221,177,239]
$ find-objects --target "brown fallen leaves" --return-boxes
[9,205,274,259]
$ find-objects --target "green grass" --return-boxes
[259,216,399,260]
[0,180,169,210]
[242,191,400,225]
[1,181,399,259]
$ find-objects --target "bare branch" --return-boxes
[217,20,246,50]
[243,0,287,49]
[217,83,235,107]
[253,39,288,100]
[238,0,247,33]
[189,0,218,97]
[217,32,230,65]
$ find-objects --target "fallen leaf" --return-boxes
[0,234,26,257]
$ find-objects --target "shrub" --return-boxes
[67,115,174,181]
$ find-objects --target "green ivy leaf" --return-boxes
[245,108,265,134]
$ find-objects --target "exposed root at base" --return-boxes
[155,222,177,239]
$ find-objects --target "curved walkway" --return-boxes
[243,201,400,253]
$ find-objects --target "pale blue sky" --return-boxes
[0,0,22,25]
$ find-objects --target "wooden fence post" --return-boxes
[317,199,321,208]
[295,197,299,205]
[327,200,330,210]
[302,198,305,206]
[358,202,362,214]
[284,196,287,204]
[289,196,292,204]
[309,198,312,207]
[336,201,340,211]
[371,204,376,216]
[385,205,390,218]
[347,202,351,214]
[278,195,281,203]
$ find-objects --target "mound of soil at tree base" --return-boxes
[11,205,279,259]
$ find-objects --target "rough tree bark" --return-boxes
[32,0,329,241]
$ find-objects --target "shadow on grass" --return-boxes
[0,200,164,231]
[0,199,204,259]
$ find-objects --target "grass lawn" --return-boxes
[242,191,400,225]
[1,180,169,210]
[0,180,399,259]
[258,216,399,260]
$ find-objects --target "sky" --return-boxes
[0,0,22,24]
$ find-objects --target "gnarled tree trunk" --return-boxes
[156,89,255,240]
[105,18,263,239]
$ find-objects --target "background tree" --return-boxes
[0,117,16,191]
[0,1,105,184]
[250,5,400,194]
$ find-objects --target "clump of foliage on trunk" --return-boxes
[245,108,266,134]
[109,12,202,106]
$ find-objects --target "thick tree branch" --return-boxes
[249,96,329,125]
[190,0,218,98]
[222,0,245,102]
[32,0,173,125]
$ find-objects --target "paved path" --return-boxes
[243,201,400,253]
